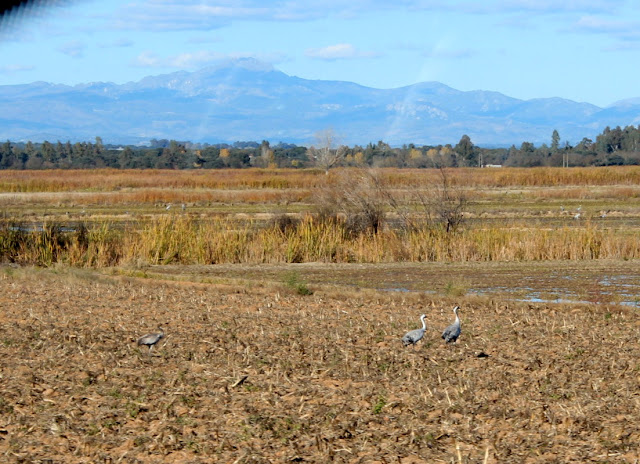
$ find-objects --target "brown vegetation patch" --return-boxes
[0,267,639,462]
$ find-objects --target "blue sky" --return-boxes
[1,0,639,107]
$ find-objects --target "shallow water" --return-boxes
[151,260,640,308]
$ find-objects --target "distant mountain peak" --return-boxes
[1,63,639,147]
[609,97,640,108]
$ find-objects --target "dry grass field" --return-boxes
[1,266,639,463]
[1,167,640,462]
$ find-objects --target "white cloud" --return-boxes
[99,38,134,48]
[0,64,36,74]
[107,0,452,31]
[57,40,85,58]
[305,43,378,60]
[92,0,632,35]
[575,15,633,32]
[572,15,640,42]
[132,50,287,69]
[446,0,615,15]
[497,0,613,14]
[170,51,228,67]
[110,1,265,31]
[133,51,163,67]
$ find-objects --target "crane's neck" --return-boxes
[420,315,427,330]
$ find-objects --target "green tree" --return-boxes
[551,129,560,153]
[25,141,43,169]
[198,147,225,168]
[155,140,185,169]
[454,134,477,166]
[41,141,57,167]
[453,134,476,166]
[119,147,135,168]
[596,126,623,153]
[575,138,594,154]
[520,141,535,153]
[622,125,640,152]
[227,150,251,168]
[0,140,10,168]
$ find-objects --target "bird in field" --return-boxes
[402,314,427,348]
[442,306,461,344]
[137,327,165,353]
[574,212,581,220]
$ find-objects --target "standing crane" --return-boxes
[442,306,461,344]
[137,327,165,353]
[402,314,427,348]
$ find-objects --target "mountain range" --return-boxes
[1,58,639,147]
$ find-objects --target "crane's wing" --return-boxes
[442,323,461,342]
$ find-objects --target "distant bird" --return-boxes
[442,306,461,344]
[181,203,186,211]
[574,213,581,220]
[165,204,171,210]
[137,327,165,353]
[402,314,427,348]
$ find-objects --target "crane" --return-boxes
[442,306,461,344]
[137,327,165,353]
[402,314,427,348]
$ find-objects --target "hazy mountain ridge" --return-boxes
[0,58,638,147]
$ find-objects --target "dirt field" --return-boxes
[1,266,639,463]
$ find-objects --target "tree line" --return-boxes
[1,125,640,170]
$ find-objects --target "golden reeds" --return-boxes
[2,216,639,266]
[1,166,639,266]
[3,166,640,194]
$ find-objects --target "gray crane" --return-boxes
[442,306,461,344]
[137,327,165,353]
[402,314,427,348]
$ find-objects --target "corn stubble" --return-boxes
[0,269,638,462]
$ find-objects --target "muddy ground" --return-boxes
[144,260,640,308]
[1,265,639,463]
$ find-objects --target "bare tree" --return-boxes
[314,168,388,236]
[256,140,274,168]
[314,166,468,236]
[307,128,347,173]
[387,167,468,233]
[433,167,467,232]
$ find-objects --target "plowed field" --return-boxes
[1,266,639,463]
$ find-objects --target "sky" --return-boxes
[1,0,639,108]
